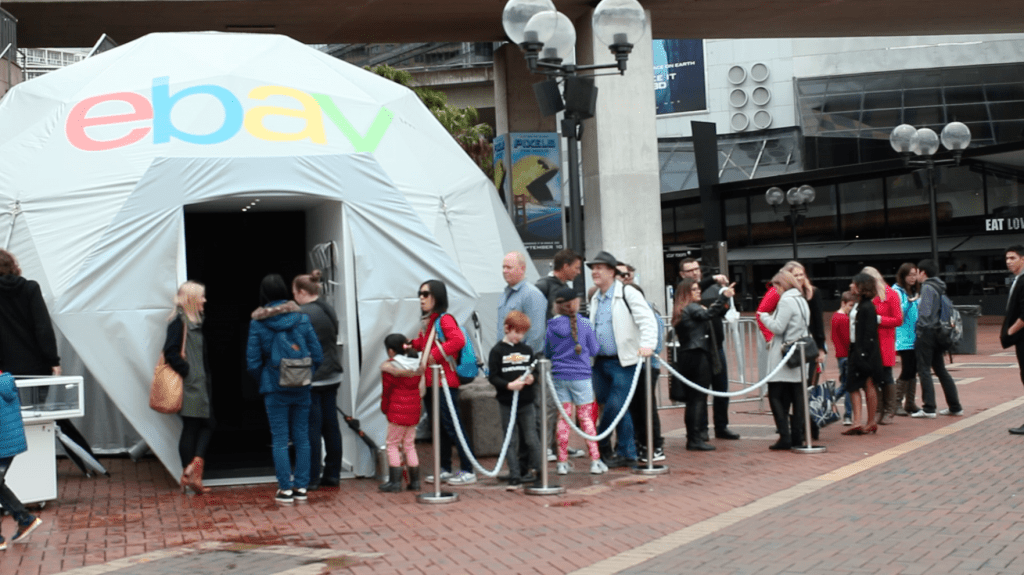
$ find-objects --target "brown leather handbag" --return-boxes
[149,318,187,414]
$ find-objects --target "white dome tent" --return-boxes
[0,32,533,480]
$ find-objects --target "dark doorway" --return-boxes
[184,210,307,479]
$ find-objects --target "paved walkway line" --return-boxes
[569,395,1024,575]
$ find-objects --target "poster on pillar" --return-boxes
[508,132,563,258]
[652,39,707,115]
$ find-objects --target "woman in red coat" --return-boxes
[379,334,424,492]
[409,280,476,485]
[863,266,903,424]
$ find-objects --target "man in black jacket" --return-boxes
[1001,246,1024,434]
[911,259,963,419]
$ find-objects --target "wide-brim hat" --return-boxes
[553,286,579,303]
[585,250,619,270]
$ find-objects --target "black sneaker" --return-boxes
[275,489,294,504]
[12,517,42,543]
[293,488,308,502]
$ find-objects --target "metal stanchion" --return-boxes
[634,355,668,475]
[792,341,826,454]
[526,359,565,496]
[418,364,459,504]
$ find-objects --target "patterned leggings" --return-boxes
[386,424,418,467]
[556,402,602,462]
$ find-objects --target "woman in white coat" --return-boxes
[758,270,812,451]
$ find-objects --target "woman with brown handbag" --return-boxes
[163,281,215,494]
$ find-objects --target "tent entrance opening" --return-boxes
[184,210,307,480]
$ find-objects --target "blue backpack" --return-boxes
[435,314,479,384]
[271,326,313,387]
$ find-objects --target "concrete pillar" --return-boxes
[576,10,665,305]
[493,44,557,134]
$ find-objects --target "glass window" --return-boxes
[904,89,942,107]
[903,107,944,126]
[822,94,862,113]
[887,173,931,238]
[839,179,885,240]
[946,103,988,124]
[724,197,748,246]
[985,83,1024,102]
[934,166,984,235]
[988,172,1023,217]
[863,91,902,109]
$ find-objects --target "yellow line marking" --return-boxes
[570,396,1024,575]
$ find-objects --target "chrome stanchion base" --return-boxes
[524,484,565,496]
[417,491,460,504]
[632,465,670,476]
[791,445,827,454]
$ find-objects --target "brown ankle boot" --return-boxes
[880,384,896,425]
[894,379,909,416]
[188,457,211,494]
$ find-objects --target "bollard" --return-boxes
[634,355,668,476]
[792,341,826,454]
[525,359,565,496]
[418,364,459,504]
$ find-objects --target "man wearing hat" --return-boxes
[587,251,659,467]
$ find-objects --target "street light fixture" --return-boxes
[765,184,815,259]
[889,122,971,266]
[502,0,647,259]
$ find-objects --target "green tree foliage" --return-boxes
[367,64,494,178]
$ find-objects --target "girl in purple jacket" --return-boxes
[544,288,605,475]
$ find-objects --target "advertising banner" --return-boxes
[652,39,706,115]
[509,132,563,258]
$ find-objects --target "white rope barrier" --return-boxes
[545,361,643,442]
[660,343,801,398]
[436,361,541,478]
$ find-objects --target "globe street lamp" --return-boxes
[889,122,971,266]
[502,0,646,258]
[765,184,815,259]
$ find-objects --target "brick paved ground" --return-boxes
[1,321,1021,575]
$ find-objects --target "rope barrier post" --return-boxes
[792,341,826,454]
[634,355,668,476]
[525,359,565,496]
[418,364,459,504]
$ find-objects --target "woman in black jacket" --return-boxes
[163,281,215,494]
[844,273,883,436]
[671,277,735,452]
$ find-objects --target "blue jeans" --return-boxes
[309,384,343,483]
[0,456,34,537]
[264,389,311,490]
[593,358,637,460]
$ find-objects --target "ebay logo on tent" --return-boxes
[65,77,393,152]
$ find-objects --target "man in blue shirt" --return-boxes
[497,251,547,353]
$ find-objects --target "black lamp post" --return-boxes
[501,0,646,258]
[889,122,971,267]
[765,185,815,260]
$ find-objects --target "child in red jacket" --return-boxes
[379,334,423,492]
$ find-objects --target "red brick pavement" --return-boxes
[1,322,1021,575]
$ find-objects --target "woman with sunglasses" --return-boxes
[410,280,476,485]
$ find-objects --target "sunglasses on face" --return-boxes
[418,291,431,298]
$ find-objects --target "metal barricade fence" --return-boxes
[658,316,766,410]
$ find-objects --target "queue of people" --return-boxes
[5,243,1021,512]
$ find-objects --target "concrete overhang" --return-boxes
[6,0,1024,48]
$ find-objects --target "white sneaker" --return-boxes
[567,447,586,459]
[939,408,964,416]
[590,460,608,475]
[447,471,477,485]
[556,461,571,475]
[910,410,937,419]
[425,471,453,483]
[547,449,557,462]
